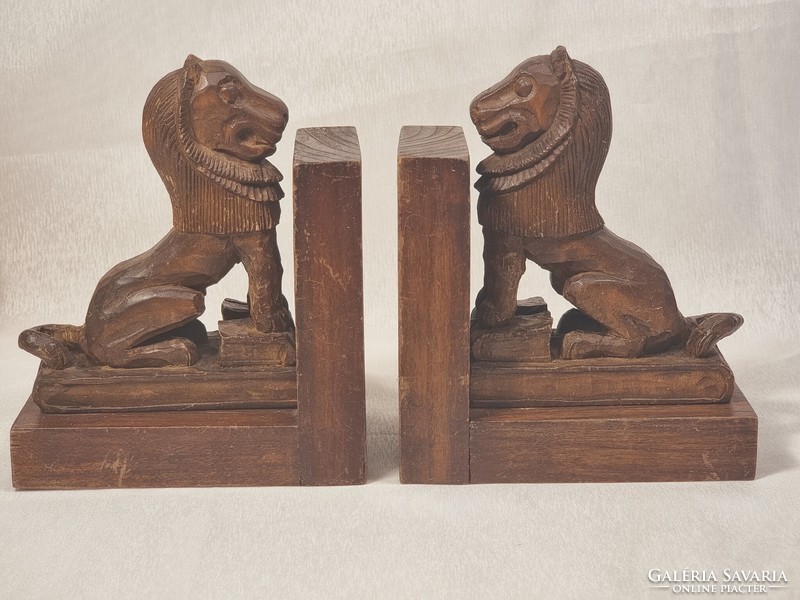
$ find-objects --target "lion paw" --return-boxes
[163,338,200,366]
[561,331,645,360]
[253,306,293,333]
[560,331,597,360]
[475,300,514,329]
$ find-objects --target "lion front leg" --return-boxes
[475,227,526,328]
[231,229,293,332]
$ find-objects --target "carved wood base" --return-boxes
[469,385,757,483]
[10,397,300,489]
[30,333,297,414]
[470,348,735,408]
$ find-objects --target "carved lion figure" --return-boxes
[470,46,742,359]
[20,55,292,368]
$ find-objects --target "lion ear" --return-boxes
[183,54,203,84]
[550,45,575,82]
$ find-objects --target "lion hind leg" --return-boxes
[145,318,208,347]
[555,308,605,336]
[100,338,199,369]
[87,285,205,367]
[561,330,645,360]
[560,272,652,359]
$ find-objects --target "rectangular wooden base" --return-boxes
[469,385,757,483]
[10,397,300,489]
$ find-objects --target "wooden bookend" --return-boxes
[397,47,757,483]
[11,61,363,488]
[397,126,471,484]
[293,127,367,485]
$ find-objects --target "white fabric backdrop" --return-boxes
[1,1,798,597]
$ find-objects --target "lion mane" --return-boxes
[475,47,612,239]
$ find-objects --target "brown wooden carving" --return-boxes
[397,48,757,483]
[11,59,369,487]
[18,55,292,372]
[470,46,743,361]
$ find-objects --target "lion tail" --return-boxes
[18,324,86,369]
[685,313,743,358]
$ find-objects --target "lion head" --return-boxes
[143,55,289,234]
[182,56,287,163]
[470,46,612,238]
[470,51,566,156]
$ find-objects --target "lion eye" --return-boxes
[219,82,240,105]
[514,77,534,97]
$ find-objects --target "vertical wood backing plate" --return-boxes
[398,126,471,483]
[294,127,367,485]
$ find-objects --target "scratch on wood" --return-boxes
[314,256,349,291]
[701,452,720,481]
[101,449,131,487]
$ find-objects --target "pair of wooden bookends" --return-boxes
[10,48,757,489]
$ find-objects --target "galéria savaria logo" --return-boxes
[648,569,789,595]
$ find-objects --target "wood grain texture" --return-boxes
[470,348,735,408]
[293,127,366,485]
[471,312,553,362]
[11,397,300,489]
[31,333,297,413]
[398,126,471,484]
[469,385,757,483]
[217,318,296,367]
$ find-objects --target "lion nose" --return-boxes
[254,92,288,131]
[269,95,288,126]
[275,99,289,127]
[470,104,480,123]
[470,98,488,125]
